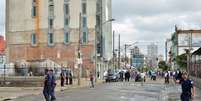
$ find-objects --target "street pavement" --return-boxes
[12,78,201,101]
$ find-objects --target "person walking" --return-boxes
[60,70,65,91]
[119,71,124,82]
[69,71,73,85]
[125,71,130,82]
[164,71,169,84]
[65,69,69,85]
[43,69,57,101]
[89,71,95,88]
[180,72,195,101]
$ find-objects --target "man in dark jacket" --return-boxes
[180,72,195,101]
[43,69,56,101]
[125,71,130,82]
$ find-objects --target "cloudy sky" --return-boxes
[112,0,201,55]
[0,0,201,55]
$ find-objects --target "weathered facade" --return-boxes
[6,0,102,74]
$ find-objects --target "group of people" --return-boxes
[60,69,73,91]
[118,70,147,82]
[119,71,131,82]
[118,70,131,82]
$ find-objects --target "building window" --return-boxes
[32,6,37,17]
[49,5,54,16]
[48,33,54,45]
[31,33,36,45]
[64,32,69,43]
[64,4,69,15]
[82,17,87,28]
[83,32,88,43]
[49,19,53,28]
[82,2,87,14]
[65,18,69,26]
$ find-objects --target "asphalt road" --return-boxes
[13,80,201,101]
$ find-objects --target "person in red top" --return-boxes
[90,71,94,88]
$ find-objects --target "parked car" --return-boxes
[105,70,120,82]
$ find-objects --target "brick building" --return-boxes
[0,35,5,55]
[6,0,112,75]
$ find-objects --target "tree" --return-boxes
[176,53,187,69]
[158,61,169,71]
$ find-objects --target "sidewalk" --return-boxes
[0,78,103,101]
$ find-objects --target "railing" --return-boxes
[190,63,201,78]
[0,66,66,86]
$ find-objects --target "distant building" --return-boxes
[132,54,144,68]
[147,43,158,67]
[131,46,144,68]
[132,46,140,55]
[170,27,201,70]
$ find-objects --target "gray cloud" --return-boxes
[113,0,201,20]
[112,0,201,55]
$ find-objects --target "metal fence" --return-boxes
[190,63,201,78]
[0,65,67,85]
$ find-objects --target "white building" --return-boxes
[147,43,158,67]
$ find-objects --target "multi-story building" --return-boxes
[131,46,144,68]
[6,0,112,75]
[147,43,158,68]
[96,0,112,74]
[132,46,140,55]
[132,54,144,68]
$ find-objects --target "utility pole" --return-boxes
[113,31,115,70]
[118,34,120,69]
[124,44,127,68]
[130,49,133,69]
[95,25,97,82]
[78,12,82,85]
[124,44,130,68]
[165,40,168,62]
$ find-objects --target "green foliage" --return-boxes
[158,61,169,71]
[176,53,187,69]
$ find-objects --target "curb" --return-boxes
[0,79,103,101]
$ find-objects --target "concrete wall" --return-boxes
[6,0,97,74]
